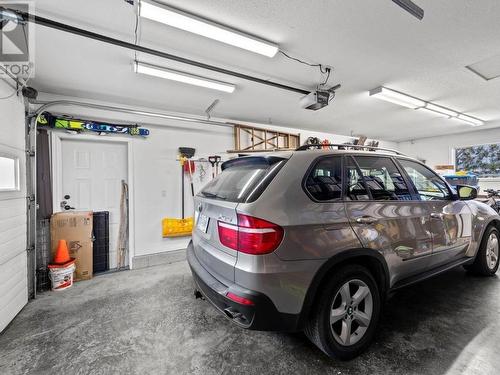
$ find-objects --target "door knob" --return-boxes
[355,216,377,225]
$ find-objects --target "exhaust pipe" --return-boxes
[223,307,243,320]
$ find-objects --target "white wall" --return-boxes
[0,80,27,332]
[36,94,397,264]
[398,128,500,192]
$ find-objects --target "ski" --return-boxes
[36,112,150,137]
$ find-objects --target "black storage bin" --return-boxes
[93,211,110,273]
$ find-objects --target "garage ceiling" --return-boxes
[28,0,500,141]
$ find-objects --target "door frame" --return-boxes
[50,132,136,269]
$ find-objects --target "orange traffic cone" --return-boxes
[53,239,72,264]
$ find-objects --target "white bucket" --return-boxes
[48,262,76,291]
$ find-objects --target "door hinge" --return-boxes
[26,246,35,253]
[27,195,35,202]
[26,149,35,157]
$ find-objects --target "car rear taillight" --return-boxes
[217,214,284,255]
[226,292,254,305]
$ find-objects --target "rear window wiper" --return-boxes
[201,192,227,200]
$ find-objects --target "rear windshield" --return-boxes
[200,156,286,203]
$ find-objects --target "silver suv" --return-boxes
[187,145,500,359]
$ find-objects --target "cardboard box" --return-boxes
[50,211,93,281]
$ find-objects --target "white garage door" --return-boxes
[0,86,27,333]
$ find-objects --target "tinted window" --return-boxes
[305,157,342,201]
[345,157,370,200]
[200,156,286,203]
[352,156,411,201]
[398,159,450,201]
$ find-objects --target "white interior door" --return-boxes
[59,139,128,269]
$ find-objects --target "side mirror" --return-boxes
[457,185,478,200]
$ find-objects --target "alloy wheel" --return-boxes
[486,232,499,270]
[330,279,373,346]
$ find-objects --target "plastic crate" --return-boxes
[93,211,109,273]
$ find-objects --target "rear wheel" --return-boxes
[304,265,381,360]
[465,226,499,276]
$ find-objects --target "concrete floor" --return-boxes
[1,261,500,375]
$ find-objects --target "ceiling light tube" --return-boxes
[369,86,425,109]
[457,114,484,126]
[424,103,457,117]
[417,107,451,118]
[369,86,486,126]
[135,61,236,93]
[139,1,279,58]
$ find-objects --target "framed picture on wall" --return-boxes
[455,143,500,178]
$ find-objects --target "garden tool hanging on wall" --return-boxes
[208,155,221,179]
[162,147,196,238]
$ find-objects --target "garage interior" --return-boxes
[0,0,500,374]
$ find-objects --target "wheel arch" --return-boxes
[297,249,390,329]
[489,218,500,232]
[478,218,500,249]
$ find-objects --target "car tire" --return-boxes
[465,226,500,276]
[304,264,381,360]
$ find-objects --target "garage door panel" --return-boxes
[0,198,26,220]
[0,235,26,266]
[0,216,26,245]
[0,88,27,333]
[0,284,27,332]
[0,252,27,332]
[0,253,26,298]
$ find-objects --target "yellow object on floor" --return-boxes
[162,217,193,238]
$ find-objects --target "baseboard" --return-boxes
[132,248,186,269]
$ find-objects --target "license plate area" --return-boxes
[197,213,210,233]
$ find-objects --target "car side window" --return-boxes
[345,157,370,200]
[352,156,412,201]
[305,156,342,201]
[398,159,451,201]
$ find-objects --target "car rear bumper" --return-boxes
[187,241,300,332]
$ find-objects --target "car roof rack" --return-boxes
[295,143,406,156]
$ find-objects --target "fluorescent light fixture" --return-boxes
[135,61,236,93]
[418,107,450,118]
[369,87,425,109]
[423,103,457,117]
[139,1,279,58]
[369,86,485,126]
[457,114,484,126]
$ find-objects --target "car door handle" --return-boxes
[355,216,377,225]
[430,213,443,219]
